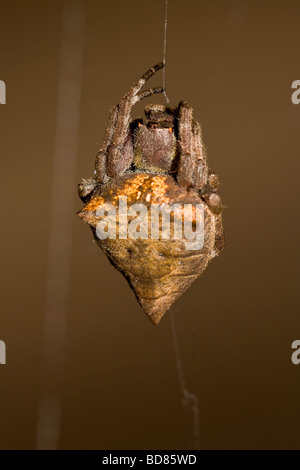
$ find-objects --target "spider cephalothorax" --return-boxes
[78,63,225,324]
[134,104,177,173]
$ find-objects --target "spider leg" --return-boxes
[177,101,208,190]
[96,88,164,182]
[95,105,118,183]
[177,101,194,187]
[191,119,208,189]
[106,63,164,178]
[134,87,164,104]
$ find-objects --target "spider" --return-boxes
[78,63,224,324]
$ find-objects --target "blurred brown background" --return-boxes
[0,0,300,450]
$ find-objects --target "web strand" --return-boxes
[170,311,200,449]
[163,0,170,103]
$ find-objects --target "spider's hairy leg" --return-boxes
[133,87,164,104]
[130,62,164,98]
[191,119,208,190]
[177,101,195,187]
[95,105,118,183]
[176,102,224,256]
[106,63,164,178]
[177,101,209,190]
